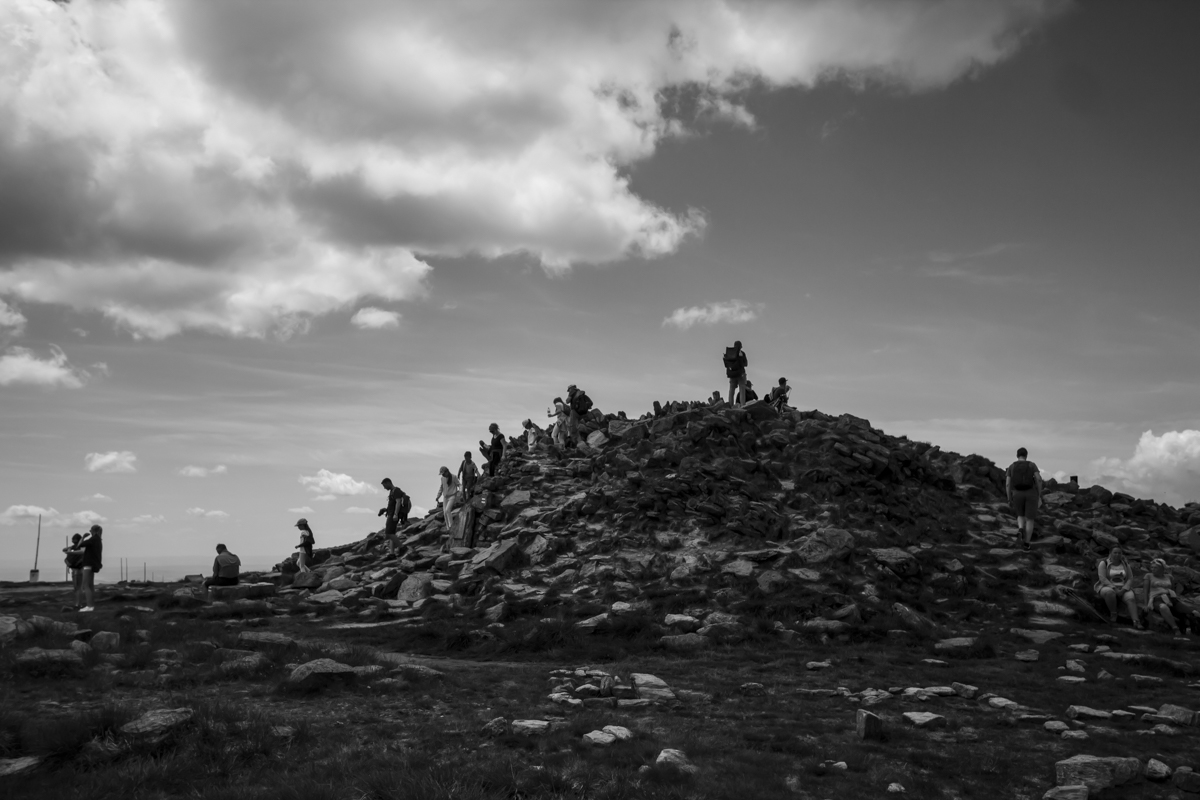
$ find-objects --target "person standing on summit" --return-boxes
[723,341,748,406]
[1006,447,1043,551]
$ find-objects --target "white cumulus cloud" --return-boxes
[179,464,228,478]
[0,0,1062,338]
[130,514,166,525]
[81,493,113,503]
[288,506,314,514]
[344,506,375,514]
[0,298,26,334]
[351,307,401,330]
[299,469,380,497]
[84,450,138,474]
[0,505,104,529]
[185,507,229,519]
[663,299,764,330]
[1089,430,1200,507]
[0,346,88,388]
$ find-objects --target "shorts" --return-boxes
[1010,489,1039,519]
[385,517,398,536]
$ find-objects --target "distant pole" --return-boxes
[144,562,146,583]
[33,515,41,570]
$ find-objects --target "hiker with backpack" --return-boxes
[378,477,411,557]
[723,341,748,406]
[436,466,461,529]
[458,451,479,500]
[547,397,568,447]
[1005,447,1043,551]
[566,385,594,445]
[768,377,791,412]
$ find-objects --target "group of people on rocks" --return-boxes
[1003,447,1197,636]
[721,341,791,411]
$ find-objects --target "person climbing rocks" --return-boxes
[458,451,479,500]
[547,396,568,447]
[1143,558,1190,636]
[723,341,748,406]
[522,418,543,452]
[479,422,506,476]
[294,518,315,573]
[566,385,593,445]
[1005,447,1043,551]
[768,377,791,411]
[1095,546,1142,628]
[203,544,241,589]
[77,524,103,612]
[737,380,758,404]
[436,466,460,530]
[378,478,411,557]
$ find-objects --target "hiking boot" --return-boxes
[79,606,95,612]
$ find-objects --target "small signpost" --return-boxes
[29,514,41,584]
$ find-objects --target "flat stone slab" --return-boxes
[903,712,947,728]
[1011,628,1064,644]
[286,658,356,687]
[121,708,194,737]
[1055,755,1141,792]
[0,756,40,777]
[511,719,550,735]
[209,582,276,602]
[1066,706,1111,720]
[631,673,675,703]
[237,631,296,649]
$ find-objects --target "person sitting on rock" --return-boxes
[203,544,241,590]
[1095,546,1142,628]
[737,380,758,404]
[547,397,568,447]
[436,466,460,530]
[294,518,315,574]
[768,377,791,411]
[1143,558,1190,636]
[1005,447,1043,551]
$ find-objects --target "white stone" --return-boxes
[511,720,551,735]
[583,730,617,746]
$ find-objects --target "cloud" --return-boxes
[0,505,104,529]
[0,0,1063,338]
[0,298,26,334]
[185,507,229,519]
[129,514,166,525]
[312,494,337,502]
[81,493,113,503]
[179,464,228,478]
[344,506,375,514]
[410,505,429,518]
[84,450,138,474]
[299,469,379,497]
[1088,430,1200,507]
[663,299,763,330]
[351,307,401,330]
[0,346,88,388]
[288,506,314,514]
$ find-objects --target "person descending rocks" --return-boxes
[1005,447,1043,551]
[295,518,315,573]
[723,340,749,407]
[522,418,542,452]
[378,478,411,557]
[204,543,241,589]
[77,524,103,612]
[1143,558,1190,636]
[436,466,460,530]
[479,422,506,477]
[737,380,758,404]
[457,451,479,501]
[768,377,791,412]
[1095,545,1142,628]
[547,397,568,447]
[566,385,593,446]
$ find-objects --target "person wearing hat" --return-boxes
[294,518,315,573]
[1143,558,1190,636]
[768,377,791,411]
[378,478,409,557]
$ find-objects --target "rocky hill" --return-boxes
[272,397,1200,645]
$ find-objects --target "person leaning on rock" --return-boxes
[1005,447,1043,551]
[203,544,241,589]
[378,478,410,557]
[737,380,758,404]
[1095,546,1142,628]
[522,418,543,452]
[723,340,748,407]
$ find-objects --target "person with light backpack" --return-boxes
[458,451,479,499]
[1005,447,1043,551]
[723,341,748,406]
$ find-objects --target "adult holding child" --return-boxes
[1095,546,1142,628]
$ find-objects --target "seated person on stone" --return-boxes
[1143,558,1191,636]
[203,543,241,589]
[1095,546,1141,629]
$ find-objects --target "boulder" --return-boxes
[396,573,434,602]
[871,548,921,577]
[1054,755,1140,792]
[631,673,676,703]
[663,614,700,632]
[291,572,323,589]
[856,709,884,741]
[0,616,33,646]
[286,658,356,688]
[499,490,532,510]
[15,647,83,668]
[792,527,855,564]
[903,712,946,729]
[121,708,194,738]
[1042,788,1089,800]
[603,725,633,741]
[511,720,550,736]
[471,540,521,573]
[586,430,610,449]
[583,730,617,746]
[1144,759,1171,781]
[1156,703,1196,726]
[217,652,272,677]
[655,748,698,775]
[721,559,755,578]
[90,631,121,652]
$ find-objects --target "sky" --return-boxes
[2,0,1199,581]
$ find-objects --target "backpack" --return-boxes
[399,492,412,515]
[573,391,593,415]
[1010,460,1036,491]
[723,347,744,378]
[65,550,83,569]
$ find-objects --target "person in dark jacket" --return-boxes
[1005,447,1043,551]
[78,524,103,612]
[203,544,241,589]
[737,380,758,404]
[480,423,505,477]
[725,341,748,406]
[63,533,85,609]
[378,478,409,557]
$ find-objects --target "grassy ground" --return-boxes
[2,581,1199,799]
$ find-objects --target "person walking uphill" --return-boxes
[1005,447,1043,551]
[565,385,593,447]
[378,478,411,557]
[723,341,748,407]
[203,544,241,589]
